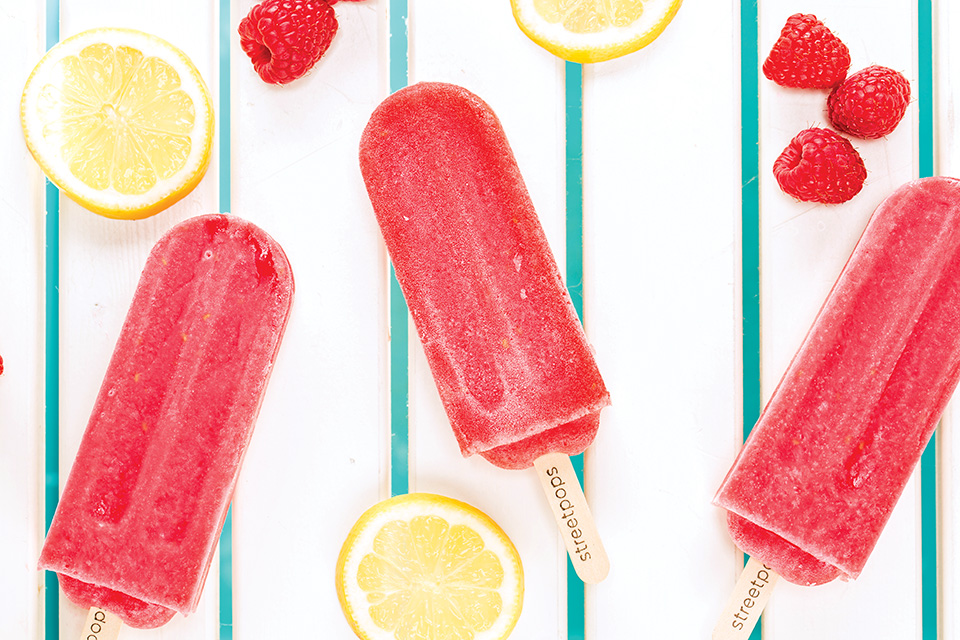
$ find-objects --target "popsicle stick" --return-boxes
[533,452,610,583]
[711,556,779,639]
[80,607,122,640]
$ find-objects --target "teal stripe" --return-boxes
[44,0,58,51]
[389,269,410,497]
[43,177,60,640]
[917,0,934,180]
[565,62,584,322]
[740,2,762,640]
[218,508,234,640]
[389,0,408,93]
[43,2,60,639]
[219,1,232,215]
[218,2,234,637]
[740,2,761,436]
[388,0,410,497]
[917,1,937,637]
[564,61,586,640]
[920,432,938,640]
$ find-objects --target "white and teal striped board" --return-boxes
[2,1,957,638]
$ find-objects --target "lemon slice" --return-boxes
[336,493,524,640]
[511,0,683,63]
[21,28,215,220]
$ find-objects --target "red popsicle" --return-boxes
[39,214,294,628]
[713,177,960,638]
[360,82,609,468]
[360,82,610,582]
[716,177,960,584]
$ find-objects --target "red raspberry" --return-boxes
[827,65,911,139]
[773,128,866,204]
[238,0,338,85]
[763,14,850,89]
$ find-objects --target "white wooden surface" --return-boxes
[2,0,957,638]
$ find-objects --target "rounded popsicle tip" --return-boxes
[359,82,507,183]
[724,512,841,586]
[479,411,602,469]
[162,213,295,298]
[57,574,177,629]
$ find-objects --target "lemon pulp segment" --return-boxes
[533,0,646,34]
[336,494,523,640]
[359,515,505,637]
[38,42,196,195]
[21,29,214,219]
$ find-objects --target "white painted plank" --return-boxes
[228,1,387,638]
[757,2,921,639]
[584,0,740,637]
[404,0,570,636]
[0,3,47,640]
[937,1,960,639]
[54,1,221,637]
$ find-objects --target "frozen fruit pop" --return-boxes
[360,82,610,582]
[712,177,960,637]
[39,214,294,629]
[359,81,609,466]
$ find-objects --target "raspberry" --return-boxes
[238,0,338,85]
[827,65,911,139]
[773,128,866,204]
[763,14,850,89]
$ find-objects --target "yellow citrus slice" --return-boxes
[511,0,683,63]
[21,28,215,220]
[336,493,524,640]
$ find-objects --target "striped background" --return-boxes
[1,0,951,638]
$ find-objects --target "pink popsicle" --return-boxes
[39,214,294,627]
[715,177,960,585]
[359,82,610,470]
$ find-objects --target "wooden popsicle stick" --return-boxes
[80,607,122,640]
[533,451,610,583]
[712,556,780,640]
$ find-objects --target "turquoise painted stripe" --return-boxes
[388,0,410,497]
[218,506,234,640]
[219,0,232,215]
[739,2,762,640]
[740,3,761,441]
[388,266,410,499]
[565,62,584,322]
[43,2,60,639]
[44,0,58,50]
[43,176,60,640]
[218,2,234,637]
[917,0,934,181]
[389,0,408,95]
[564,61,586,640]
[917,1,937,637]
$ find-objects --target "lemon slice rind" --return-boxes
[336,493,524,640]
[511,0,683,63]
[20,28,214,220]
